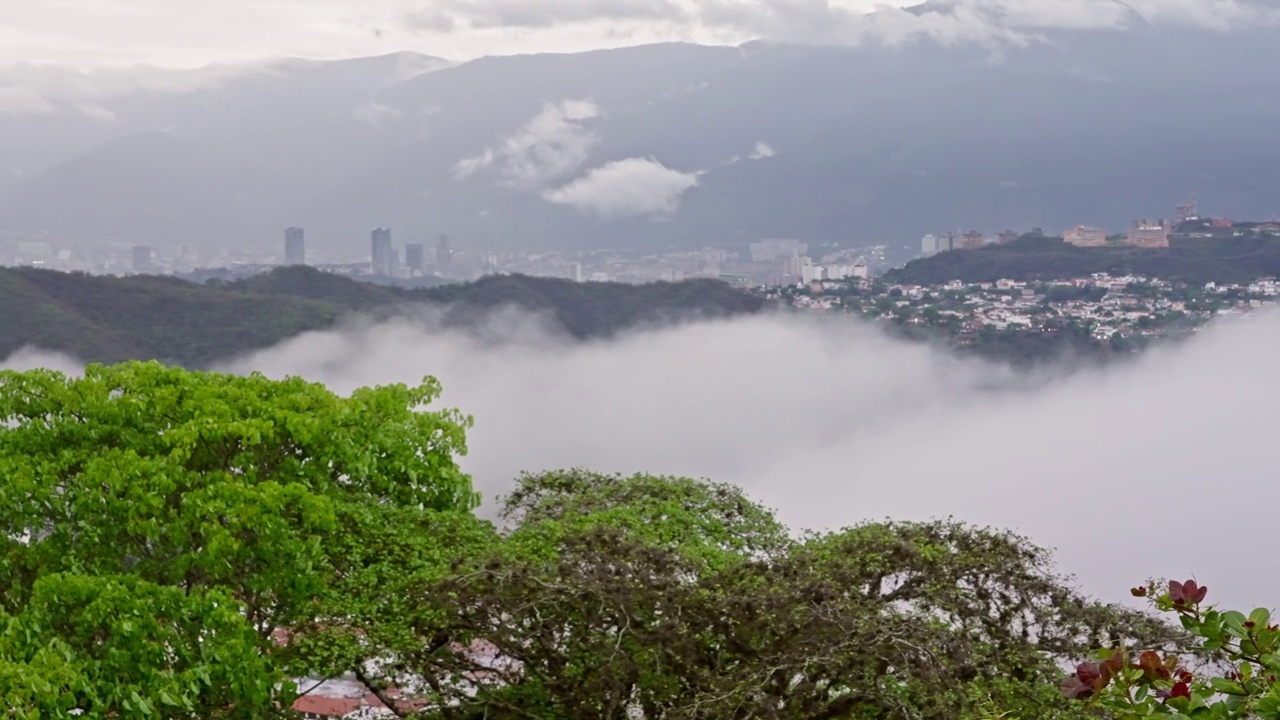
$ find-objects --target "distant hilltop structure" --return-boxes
[1176,194,1199,224]
[958,231,985,250]
[1064,226,1108,247]
[1127,219,1171,248]
[921,230,1017,257]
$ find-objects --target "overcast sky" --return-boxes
[4,0,1278,68]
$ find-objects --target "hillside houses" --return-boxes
[765,273,1278,354]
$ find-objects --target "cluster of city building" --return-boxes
[0,225,886,288]
[770,273,1279,344]
[918,198,1280,257]
[746,239,871,284]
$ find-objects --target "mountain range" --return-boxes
[2,16,1279,256]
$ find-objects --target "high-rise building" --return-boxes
[285,227,306,265]
[921,234,939,257]
[800,258,823,284]
[132,245,152,273]
[404,243,425,274]
[1126,219,1171,248]
[783,253,808,278]
[371,227,393,275]
[1063,226,1108,247]
[996,230,1018,245]
[958,231,985,250]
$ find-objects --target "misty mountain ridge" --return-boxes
[0,266,765,366]
[2,24,1279,254]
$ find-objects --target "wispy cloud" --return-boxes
[0,86,55,115]
[543,157,700,218]
[406,0,1280,50]
[455,98,601,190]
[407,0,687,31]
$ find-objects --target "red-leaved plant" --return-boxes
[1064,579,1280,718]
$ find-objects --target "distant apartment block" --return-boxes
[370,227,394,275]
[996,230,1018,245]
[921,234,939,257]
[284,227,306,265]
[132,245,152,273]
[751,239,808,264]
[1126,219,1171,248]
[958,231,985,250]
[404,243,425,274]
[1063,225,1108,247]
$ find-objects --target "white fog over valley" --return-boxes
[6,311,1277,610]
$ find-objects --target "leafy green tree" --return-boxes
[401,473,1178,720]
[0,361,482,718]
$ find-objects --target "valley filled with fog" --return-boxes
[7,309,1277,610]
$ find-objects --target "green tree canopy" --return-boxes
[392,471,1182,720]
[0,361,483,718]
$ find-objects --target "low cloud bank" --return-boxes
[405,0,1280,51]
[543,157,700,218]
[0,347,88,375]
[6,311,1279,609]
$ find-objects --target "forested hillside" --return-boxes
[885,236,1280,285]
[0,267,766,365]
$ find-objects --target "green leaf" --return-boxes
[1208,677,1246,695]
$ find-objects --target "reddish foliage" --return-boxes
[1168,579,1208,607]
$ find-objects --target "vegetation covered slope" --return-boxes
[885,236,1280,286]
[0,266,766,366]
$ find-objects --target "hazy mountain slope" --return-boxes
[5,131,284,245]
[0,267,767,365]
[0,270,137,361]
[2,32,1279,253]
[0,52,450,224]
[0,268,342,365]
[418,272,766,338]
[885,236,1280,285]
